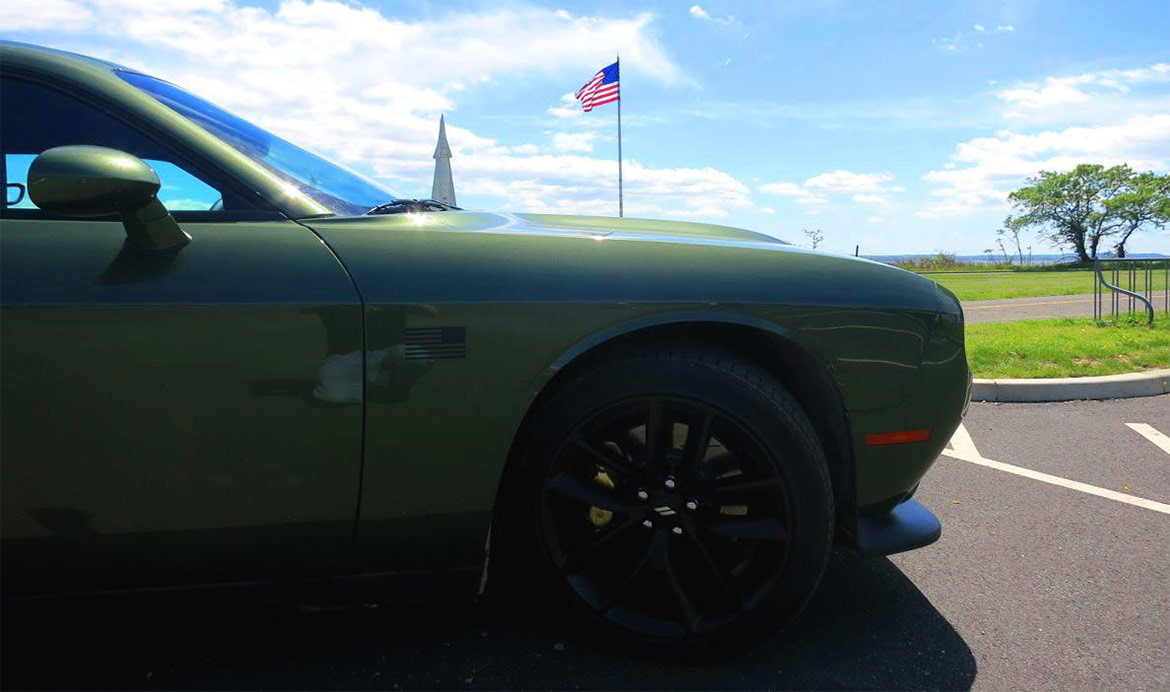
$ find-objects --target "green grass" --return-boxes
[917,262,1091,273]
[967,314,1170,379]
[898,260,1092,273]
[926,270,1095,301]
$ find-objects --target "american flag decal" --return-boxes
[404,326,467,360]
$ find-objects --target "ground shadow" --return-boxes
[2,550,975,691]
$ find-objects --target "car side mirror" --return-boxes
[28,145,191,254]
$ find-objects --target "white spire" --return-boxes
[431,114,456,206]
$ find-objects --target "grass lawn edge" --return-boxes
[965,314,1169,380]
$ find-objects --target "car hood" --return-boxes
[409,209,916,273]
[465,212,787,245]
[305,209,939,313]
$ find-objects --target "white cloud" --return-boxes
[0,0,94,30]
[3,0,685,132]
[920,61,1170,220]
[758,182,803,196]
[666,205,730,219]
[868,216,883,223]
[1,0,762,222]
[934,22,1015,51]
[688,4,739,27]
[996,63,1170,122]
[456,153,751,218]
[919,114,1170,218]
[760,170,899,211]
[757,181,826,205]
[933,35,961,52]
[454,151,754,219]
[552,132,599,153]
[548,93,584,119]
[804,170,894,193]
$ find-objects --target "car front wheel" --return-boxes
[505,346,834,655]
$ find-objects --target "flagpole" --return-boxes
[616,54,624,218]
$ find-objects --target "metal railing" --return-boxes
[1093,258,1169,325]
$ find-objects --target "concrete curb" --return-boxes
[972,368,1170,403]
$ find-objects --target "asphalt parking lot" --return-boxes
[4,396,1168,691]
[961,292,1169,324]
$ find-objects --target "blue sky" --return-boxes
[3,0,1168,255]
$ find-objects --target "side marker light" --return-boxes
[866,429,932,446]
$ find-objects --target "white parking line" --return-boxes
[1125,423,1170,456]
[945,424,1170,515]
[948,423,982,459]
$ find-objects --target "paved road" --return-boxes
[902,396,1169,690]
[962,292,1169,324]
[3,397,1168,690]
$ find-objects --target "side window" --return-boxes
[1,76,241,213]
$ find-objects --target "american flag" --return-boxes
[575,61,620,112]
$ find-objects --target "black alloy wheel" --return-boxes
[503,347,834,655]
[540,396,793,637]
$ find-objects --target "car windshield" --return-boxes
[117,71,397,217]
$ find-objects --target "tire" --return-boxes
[501,346,833,657]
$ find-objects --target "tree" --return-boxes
[1006,164,1169,262]
[1107,171,1170,258]
[802,228,824,249]
[996,217,1030,265]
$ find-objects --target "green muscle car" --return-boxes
[0,41,969,654]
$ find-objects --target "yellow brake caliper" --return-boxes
[588,469,615,528]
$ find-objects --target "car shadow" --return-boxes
[2,551,975,691]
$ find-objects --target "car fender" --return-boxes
[532,309,815,393]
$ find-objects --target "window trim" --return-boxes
[0,70,288,223]
[0,208,287,223]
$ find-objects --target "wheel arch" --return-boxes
[492,313,857,551]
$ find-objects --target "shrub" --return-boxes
[891,251,962,271]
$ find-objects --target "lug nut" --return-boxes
[685,500,698,511]
[664,477,676,489]
[642,519,653,528]
[637,489,649,500]
[671,526,683,535]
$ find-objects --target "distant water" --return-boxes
[864,253,1168,265]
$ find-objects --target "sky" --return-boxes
[2,0,1169,256]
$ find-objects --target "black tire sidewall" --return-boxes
[507,349,834,655]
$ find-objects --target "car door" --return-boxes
[0,75,364,594]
